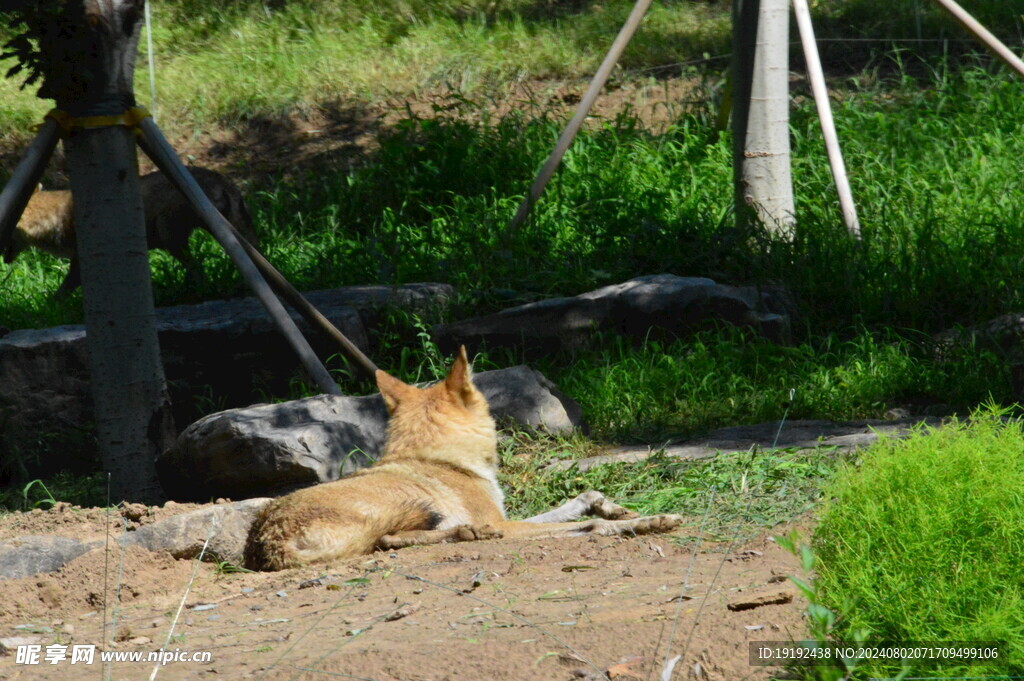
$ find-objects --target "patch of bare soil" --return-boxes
[0,501,205,543]
[0,502,808,681]
[3,75,710,193]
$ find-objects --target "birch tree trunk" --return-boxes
[59,0,171,503]
[732,0,796,237]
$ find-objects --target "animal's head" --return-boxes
[375,346,497,465]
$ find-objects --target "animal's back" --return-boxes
[9,190,75,261]
[244,466,453,571]
[140,167,256,253]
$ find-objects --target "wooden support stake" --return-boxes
[0,119,60,260]
[136,136,379,381]
[792,0,861,238]
[136,118,343,396]
[505,0,653,237]
[231,238,380,381]
[930,0,1024,78]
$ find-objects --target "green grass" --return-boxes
[499,429,843,540]
[5,0,1024,132]
[0,0,732,132]
[4,65,1024,449]
[545,329,1009,443]
[811,406,1024,677]
[11,63,1024,336]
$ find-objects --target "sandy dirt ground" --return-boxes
[0,502,807,681]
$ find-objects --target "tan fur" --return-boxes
[11,189,76,260]
[244,347,683,571]
[5,167,255,294]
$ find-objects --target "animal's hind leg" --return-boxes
[54,257,82,298]
[377,524,503,551]
[171,244,206,289]
[377,513,684,551]
[498,514,683,540]
[522,490,638,523]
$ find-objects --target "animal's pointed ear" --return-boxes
[376,370,412,415]
[444,346,479,405]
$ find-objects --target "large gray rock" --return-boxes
[158,366,584,501]
[434,275,792,355]
[125,498,271,564]
[0,535,100,580]
[0,283,452,478]
[934,313,1024,398]
[0,326,94,475]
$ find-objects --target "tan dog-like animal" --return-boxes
[244,347,683,571]
[4,167,255,296]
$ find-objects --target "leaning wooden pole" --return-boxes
[136,119,343,396]
[792,0,861,238]
[0,119,60,260]
[136,135,379,381]
[505,0,653,237]
[930,0,1024,78]
[232,241,380,381]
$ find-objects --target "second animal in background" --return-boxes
[4,166,256,296]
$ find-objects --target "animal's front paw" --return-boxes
[454,524,503,541]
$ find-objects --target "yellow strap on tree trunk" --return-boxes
[35,107,152,135]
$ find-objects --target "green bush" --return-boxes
[814,407,1024,677]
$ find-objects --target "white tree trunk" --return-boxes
[733,0,795,237]
[67,126,171,504]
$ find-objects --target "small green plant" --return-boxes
[213,560,254,575]
[21,479,56,509]
[0,472,106,512]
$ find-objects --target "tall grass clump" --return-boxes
[812,406,1024,677]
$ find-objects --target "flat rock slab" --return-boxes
[0,535,101,580]
[0,283,452,477]
[548,417,943,472]
[125,498,271,564]
[434,274,793,356]
[0,500,271,579]
[159,366,584,501]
